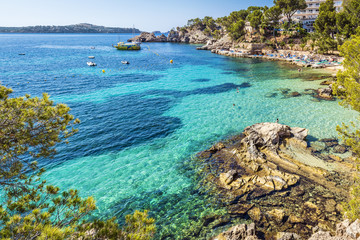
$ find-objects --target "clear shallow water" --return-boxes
[1,34,358,239]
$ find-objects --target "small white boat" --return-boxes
[121,61,130,64]
[87,61,97,66]
[88,56,95,59]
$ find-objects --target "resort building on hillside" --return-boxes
[293,0,343,32]
[245,21,253,33]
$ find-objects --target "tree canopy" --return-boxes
[333,36,360,221]
[314,0,337,37]
[0,85,79,190]
[248,9,264,31]
[274,0,307,23]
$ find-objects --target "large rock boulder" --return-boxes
[317,86,334,100]
[211,223,260,240]
[128,32,157,42]
[195,122,353,239]
[240,122,308,160]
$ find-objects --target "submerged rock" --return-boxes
[320,80,335,86]
[265,92,278,98]
[333,145,347,154]
[290,91,301,97]
[308,219,360,240]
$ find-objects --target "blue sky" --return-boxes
[0,0,274,32]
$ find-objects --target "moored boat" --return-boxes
[114,42,141,50]
[87,61,97,66]
[121,61,130,64]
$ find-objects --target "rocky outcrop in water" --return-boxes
[197,34,234,50]
[128,29,212,44]
[127,32,167,42]
[316,85,334,100]
[195,122,355,239]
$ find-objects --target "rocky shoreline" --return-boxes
[192,122,356,239]
[130,31,351,240]
[130,31,342,72]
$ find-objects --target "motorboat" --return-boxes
[114,42,141,50]
[87,61,97,66]
[88,56,95,59]
[121,61,130,64]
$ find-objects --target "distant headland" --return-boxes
[0,23,141,33]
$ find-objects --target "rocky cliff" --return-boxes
[194,122,355,239]
[128,29,216,44]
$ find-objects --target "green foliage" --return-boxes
[217,10,249,31]
[124,210,156,240]
[179,27,187,34]
[0,85,156,239]
[228,20,246,41]
[0,176,96,239]
[300,43,306,50]
[295,23,308,37]
[314,0,337,53]
[187,18,203,30]
[337,11,353,38]
[0,85,79,189]
[248,9,264,31]
[314,0,337,37]
[344,184,360,221]
[333,36,360,111]
[211,30,222,40]
[333,36,360,220]
[187,16,217,35]
[78,210,156,240]
[264,6,282,28]
[274,0,307,23]
[317,36,338,53]
[339,0,360,37]
[203,28,211,36]
[247,6,263,13]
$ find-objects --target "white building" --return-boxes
[245,21,253,33]
[293,0,343,32]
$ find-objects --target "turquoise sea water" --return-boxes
[1,34,358,239]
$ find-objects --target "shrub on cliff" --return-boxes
[0,85,155,239]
